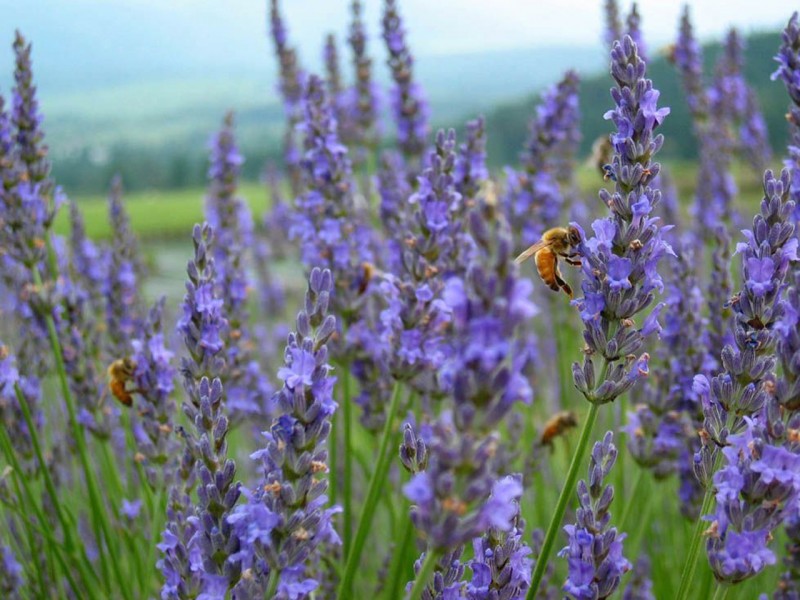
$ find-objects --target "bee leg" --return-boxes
[563,258,582,267]
[554,270,573,298]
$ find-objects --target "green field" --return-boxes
[53,181,271,241]
[55,160,765,243]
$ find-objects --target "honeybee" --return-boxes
[514,226,582,298]
[539,410,578,447]
[107,358,137,407]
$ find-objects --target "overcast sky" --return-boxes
[1,1,795,81]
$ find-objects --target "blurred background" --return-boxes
[0,1,793,195]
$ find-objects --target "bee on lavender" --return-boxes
[514,225,582,298]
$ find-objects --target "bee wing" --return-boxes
[514,239,550,264]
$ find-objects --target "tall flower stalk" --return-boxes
[773,11,800,224]
[228,267,340,597]
[559,432,629,599]
[528,35,671,598]
[677,170,797,598]
[205,113,271,421]
[404,197,535,598]
[382,0,429,170]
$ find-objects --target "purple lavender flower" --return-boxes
[705,420,800,583]
[504,71,580,249]
[0,34,56,271]
[0,341,41,464]
[161,224,228,598]
[68,200,108,317]
[409,549,465,599]
[404,200,534,571]
[670,7,707,120]
[625,4,647,63]
[559,432,630,600]
[130,297,177,489]
[602,0,623,49]
[269,0,306,196]
[468,509,533,600]
[0,545,22,598]
[378,150,412,235]
[710,29,771,174]
[774,271,800,412]
[625,243,707,490]
[58,268,109,438]
[622,555,655,600]
[105,175,144,358]
[346,0,380,155]
[382,0,430,167]
[161,223,256,597]
[454,117,488,203]
[12,31,51,188]
[228,267,340,594]
[205,113,271,420]
[694,171,796,457]
[773,12,800,223]
[571,36,672,406]
[292,75,378,331]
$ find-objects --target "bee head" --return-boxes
[567,225,582,247]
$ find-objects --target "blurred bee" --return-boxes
[540,410,578,448]
[587,136,613,178]
[107,358,137,407]
[514,225,582,298]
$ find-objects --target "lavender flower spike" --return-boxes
[773,11,800,223]
[382,0,430,166]
[572,35,673,406]
[505,70,580,249]
[694,170,796,455]
[347,0,380,153]
[468,507,533,600]
[130,297,177,490]
[559,432,630,600]
[205,113,271,420]
[160,223,228,598]
[228,268,339,595]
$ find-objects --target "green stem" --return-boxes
[13,384,76,554]
[712,583,729,600]
[386,513,416,600]
[0,425,93,598]
[342,363,353,560]
[407,549,441,600]
[31,266,132,600]
[676,447,725,600]
[266,569,279,598]
[527,401,600,600]
[337,381,404,597]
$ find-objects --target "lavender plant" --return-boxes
[678,170,797,598]
[773,11,800,223]
[559,432,629,599]
[228,267,340,597]
[529,34,672,598]
[504,71,580,250]
[404,197,535,598]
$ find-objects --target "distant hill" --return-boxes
[17,43,602,195]
[485,31,788,168]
